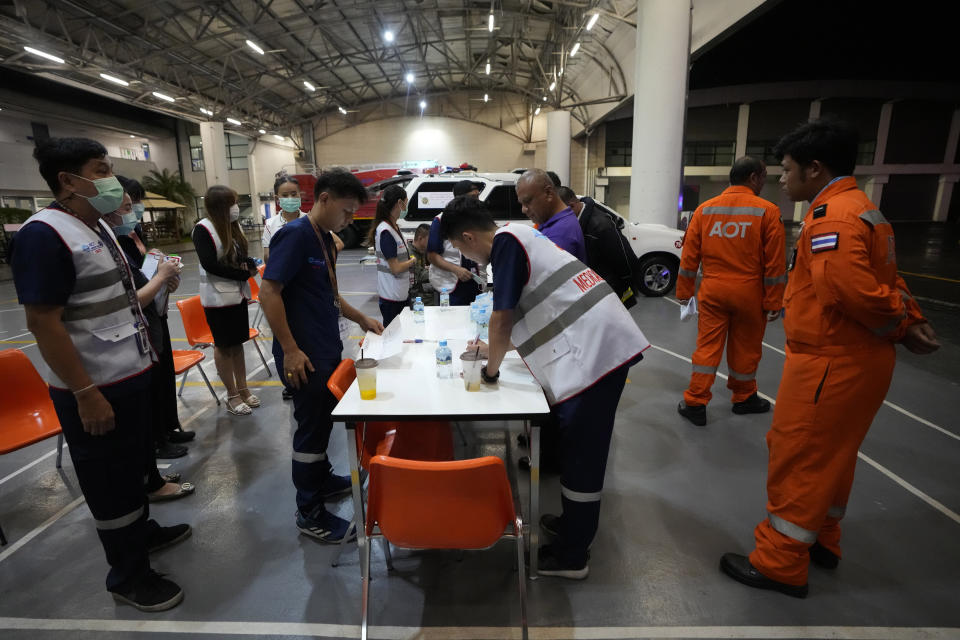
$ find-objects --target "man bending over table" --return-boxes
[440,196,650,579]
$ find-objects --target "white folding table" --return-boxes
[331,306,551,577]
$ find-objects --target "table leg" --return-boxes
[528,421,540,579]
[346,422,367,576]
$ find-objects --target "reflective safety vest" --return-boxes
[22,208,153,388]
[196,218,251,308]
[499,224,650,404]
[427,213,462,293]
[374,221,413,302]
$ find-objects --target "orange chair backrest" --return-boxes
[0,349,61,450]
[326,359,356,401]
[366,455,517,549]
[176,295,213,346]
[248,276,260,301]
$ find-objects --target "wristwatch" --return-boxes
[481,365,500,384]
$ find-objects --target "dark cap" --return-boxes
[453,180,482,197]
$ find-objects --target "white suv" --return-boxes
[399,172,683,297]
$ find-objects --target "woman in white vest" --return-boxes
[191,185,259,416]
[440,195,650,581]
[367,184,415,327]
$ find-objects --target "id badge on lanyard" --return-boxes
[134,321,151,355]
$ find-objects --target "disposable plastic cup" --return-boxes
[460,352,483,392]
[356,358,378,400]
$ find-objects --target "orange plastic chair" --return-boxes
[362,455,527,640]
[175,295,272,377]
[248,275,264,330]
[327,358,454,567]
[0,349,64,546]
[173,349,219,405]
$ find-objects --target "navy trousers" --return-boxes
[550,363,631,566]
[378,298,408,328]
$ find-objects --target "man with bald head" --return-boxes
[516,169,587,262]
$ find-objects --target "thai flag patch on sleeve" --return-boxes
[811,232,839,253]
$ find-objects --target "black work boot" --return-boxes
[732,393,771,414]
[678,401,707,426]
[809,541,840,569]
[719,553,808,598]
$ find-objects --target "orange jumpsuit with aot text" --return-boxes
[749,177,926,586]
[677,186,786,406]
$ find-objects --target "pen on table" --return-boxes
[402,339,437,343]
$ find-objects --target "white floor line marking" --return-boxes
[0,619,956,639]
[650,342,960,528]
[0,496,86,565]
[0,444,65,487]
[4,330,34,340]
[0,401,213,563]
[657,298,958,440]
[857,452,960,526]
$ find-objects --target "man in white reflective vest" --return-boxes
[440,196,650,579]
[11,138,189,611]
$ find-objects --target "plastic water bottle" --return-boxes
[413,296,425,324]
[470,301,480,324]
[477,308,489,340]
[439,287,450,310]
[435,340,452,378]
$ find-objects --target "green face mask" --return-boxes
[69,174,124,215]
[398,206,408,220]
[278,197,301,213]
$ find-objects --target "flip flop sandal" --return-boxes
[238,389,261,408]
[226,395,253,416]
[148,482,196,503]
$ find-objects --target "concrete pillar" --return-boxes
[933,176,957,222]
[247,140,261,222]
[546,110,572,186]
[199,121,229,188]
[628,0,691,227]
[735,103,750,159]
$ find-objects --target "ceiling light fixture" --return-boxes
[384,30,394,43]
[130,135,136,138]
[484,93,489,103]
[559,67,564,76]
[570,42,581,57]
[245,40,265,55]
[405,72,415,83]
[419,100,427,110]
[152,91,175,102]
[549,81,556,91]
[586,13,600,30]
[23,46,64,64]
[488,13,494,32]
[534,106,541,115]
[485,61,491,75]
[200,107,214,116]
[338,106,347,115]
[303,80,316,92]
[258,128,266,134]
[226,117,242,126]
[100,73,130,87]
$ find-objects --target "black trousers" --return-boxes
[149,317,181,444]
[51,373,161,592]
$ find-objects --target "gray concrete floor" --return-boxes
[1,226,958,639]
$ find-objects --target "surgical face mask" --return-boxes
[69,174,124,215]
[131,203,145,220]
[113,222,137,235]
[278,197,301,213]
[229,204,240,222]
[398,206,408,220]
[121,211,138,225]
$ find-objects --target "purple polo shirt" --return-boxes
[538,207,587,263]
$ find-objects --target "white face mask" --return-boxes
[229,204,240,222]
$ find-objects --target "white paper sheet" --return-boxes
[360,319,403,361]
[680,297,698,322]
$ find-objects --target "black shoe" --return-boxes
[536,544,589,580]
[155,442,188,459]
[732,393,771,415]
[148,523,192,553]
[719,553,808,598]
[678,401,707,426]
[296,510,356,543]
[809,541,840,569]
[168,430,196,443]
[319,473,352,500]
[110,570,183,612]
[282,387,293,400]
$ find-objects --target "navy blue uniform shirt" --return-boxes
[379,228,398,259]
[491,232,530,311]
[264,216,342,364]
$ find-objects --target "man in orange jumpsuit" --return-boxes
[677,156,786,426]
[721,118,940,598]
